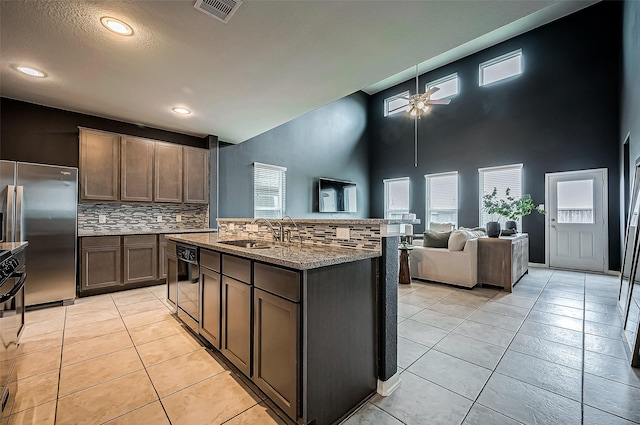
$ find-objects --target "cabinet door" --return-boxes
[221,276,252,376]
[155,142,183,203]
[253,288,299,420]
[167,254,178,310]
[183,147,209,204]
[123,235,158,284]
[80,237,122,292]
[79,129,120,201]
[200,267,221,348]
[121,136,154,202]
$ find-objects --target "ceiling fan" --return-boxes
[402,65,451,117]
[404,65,452,167]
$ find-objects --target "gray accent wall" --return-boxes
[219,91,370,218]
[367,1,622,268]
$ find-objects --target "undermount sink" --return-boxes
[218,239,275,249]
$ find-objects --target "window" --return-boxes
[479,49,523,86]
[254,162,286,219]
[384,91,409,117]
[426,73,459,100]
[425,172,458,228]
[384,177,410,219]
[479,163,523,226]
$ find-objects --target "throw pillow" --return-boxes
[430,222,455,232]
[423,230,451,248]
[448,230,470,251]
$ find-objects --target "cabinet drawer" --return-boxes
[222,254,251,284]
[123,234,157,246]
[201,249,221,272]
[254,263,300,302]
[81,236,120,248]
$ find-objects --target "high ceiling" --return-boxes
[0,0,596,144]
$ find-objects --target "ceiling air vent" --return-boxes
[194,0,242,23]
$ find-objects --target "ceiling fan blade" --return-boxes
[426,99,451,105]
[400,96,411,100]
[420,86,440,99]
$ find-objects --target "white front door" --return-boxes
[546,169,608,272]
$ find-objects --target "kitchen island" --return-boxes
[165,232,381,425]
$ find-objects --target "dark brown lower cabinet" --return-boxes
[253,288,299,420]
[200,266,221,348]
[158,235,168,279]
[221,276,252,376]
[80,236,122,292]
[166,241,177,309]
[123,235,158,284]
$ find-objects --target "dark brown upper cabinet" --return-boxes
[183,146,209,204]
[79,129,120,201]
[121,136,154,202]
[155,142,183,203]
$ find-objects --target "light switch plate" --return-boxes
[336,227,350,240]
[176,214,182,223]
[157,215,163,223]
[98,215,106,224]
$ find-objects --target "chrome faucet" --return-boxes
[251,218,282,242]
[281,215,302,244]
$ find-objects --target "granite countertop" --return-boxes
[165,233,380,270]
[0,241,29,254]
[78,228,218,237]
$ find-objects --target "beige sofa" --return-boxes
[409,232,479,288]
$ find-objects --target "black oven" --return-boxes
[176,245,199,331]
[0,249,26,416]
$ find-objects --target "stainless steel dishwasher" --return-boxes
[175,244,200,331]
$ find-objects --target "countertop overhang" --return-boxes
[0,241,29,255]
[78,228,217,237]
[165,233,380,270]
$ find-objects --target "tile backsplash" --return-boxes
[78,203,209,232]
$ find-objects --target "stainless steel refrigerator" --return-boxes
[1,161,78,306]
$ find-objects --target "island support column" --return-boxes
[377,236,401,395]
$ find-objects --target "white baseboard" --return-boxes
[377,373,401,396]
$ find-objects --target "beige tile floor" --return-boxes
[8,284,289,425]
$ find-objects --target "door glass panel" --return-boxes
[557,179,594,223]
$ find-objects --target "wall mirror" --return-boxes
[619,160,640,366]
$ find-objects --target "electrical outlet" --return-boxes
[336,227,350,240]
[157,215,163,223]
[252,224,259,232]
[98,215,107,224]
[229,223,235,231]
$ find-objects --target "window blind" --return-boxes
[383,177,410,218]
[479,163,522,226]
[425,172,458,228]
[254,162,286,219]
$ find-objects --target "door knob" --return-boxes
[551,218,556,222]
[551,225,556,228]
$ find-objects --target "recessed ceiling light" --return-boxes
[172,107,191,115]
[16,66,46,78]
[100,17,133,36]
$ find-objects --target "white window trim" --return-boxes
[384,91,410,117]
[426,73,459,100]
[478,163,523,226]
[425,171,459,229]
[253,162,286,219]
[383,177,410,219]
[479,49,523,87]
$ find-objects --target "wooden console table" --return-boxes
[477,234,529,292]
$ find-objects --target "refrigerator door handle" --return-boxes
[6,185,15,242]
[15,186,23,242]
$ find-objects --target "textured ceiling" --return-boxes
[0,0,596,143]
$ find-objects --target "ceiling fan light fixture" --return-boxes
[16,66,46,78]
[100,17,134,36]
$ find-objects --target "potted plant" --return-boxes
[482,187,545,237]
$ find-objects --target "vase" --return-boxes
[505,220,517,232]
[486,221,501,238]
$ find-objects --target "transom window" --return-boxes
[384,177,410,219]
[479,164,523,226]
[254,162,286,219]
[425,172,458,228]
[426,73,459,100]
[384,91,410,117]
[479,49,523,86]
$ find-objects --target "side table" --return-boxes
[398,245,413,285]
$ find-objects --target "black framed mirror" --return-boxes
[619,159,640,366]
